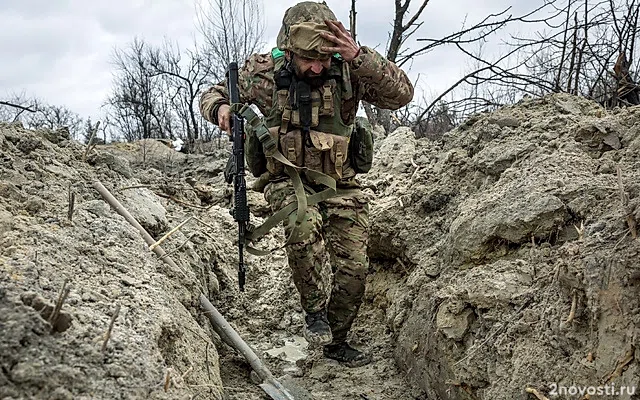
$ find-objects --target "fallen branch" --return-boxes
[172,366,193,389]
[613,229,631,251]
[163,233,198,259]
[0,100,36,112]
[154,192,213,210]
[602,345,635,383]
[396,257,410,274]
[118,185,153,191]
[102,303,121,352]
[149,216,194,251]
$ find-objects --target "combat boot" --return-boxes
[303,310,332,347]
[323,342,372,368]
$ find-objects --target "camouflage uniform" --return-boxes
[200,1,413,345]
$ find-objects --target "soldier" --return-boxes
[200,1,413,367]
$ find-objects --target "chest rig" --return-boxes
[263,49,355,184]
[232,49,359,254]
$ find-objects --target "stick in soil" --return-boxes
[164,368,173,392]
[102,303,121,352]
[67,183,75,221]
[173,366,193,389]
[83,120,101,162]
[205,342,211,381]
[163,233,197,259]
[565,290,578,324]
[49,279,70,328]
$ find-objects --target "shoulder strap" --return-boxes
[230,103,341,255]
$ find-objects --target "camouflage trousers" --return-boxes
[264,179,370,343]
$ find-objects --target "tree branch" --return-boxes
[0,101,37,113]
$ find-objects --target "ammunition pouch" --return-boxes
[266,128,355,184]
[349,116,374,173]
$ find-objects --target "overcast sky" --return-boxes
[0,0,538,121]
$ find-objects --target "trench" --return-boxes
[204,248,425,400]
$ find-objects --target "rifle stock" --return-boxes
[226,62,250,291]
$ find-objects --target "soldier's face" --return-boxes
[291,54,331,87]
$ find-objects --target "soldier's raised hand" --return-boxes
[320,20,361,63]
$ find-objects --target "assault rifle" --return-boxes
[223,62,249,292]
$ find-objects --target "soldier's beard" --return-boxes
[292,61,328,88]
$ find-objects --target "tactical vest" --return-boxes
[262,48,357,185]
[236,49,374,253]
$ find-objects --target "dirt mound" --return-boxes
[360,93,640,399]
[0,122,226,399]
[0,120,419,399]
[1,92,639,400]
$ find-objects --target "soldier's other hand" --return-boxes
[218,104,232,136]
[320,20,361,63]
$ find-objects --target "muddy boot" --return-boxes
[303,310,332,347]
[323,342,372,368]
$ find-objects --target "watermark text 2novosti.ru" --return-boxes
[549,383,636,397]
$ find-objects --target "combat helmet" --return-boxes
[276,1,338,59]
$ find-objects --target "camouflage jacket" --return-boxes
[199,46,414,128]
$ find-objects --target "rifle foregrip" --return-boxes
[234,188,250,222]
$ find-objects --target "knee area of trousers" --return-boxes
[336,255,368,277]
[286,210,322,244]
[334,263,367,286]
[333,277,366,300]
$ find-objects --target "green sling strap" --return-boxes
[230,103,343,256]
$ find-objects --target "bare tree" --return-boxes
[27,103,84,139]
[192,0,266,149]
[147,39,214,144]
[396,0,640,137]
[105,37,174,142]
[0,92,38,123]
[195,0,266,77]
[387,0,431,65]
[354,0,431,133]
[102,1,265,147]
[2,93,84,139]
